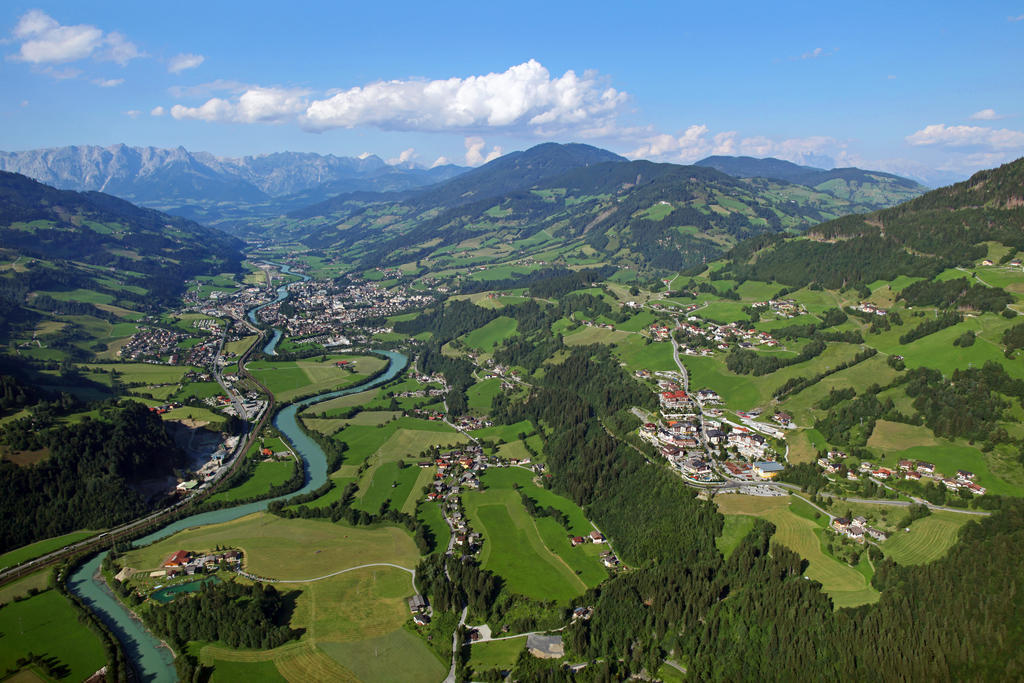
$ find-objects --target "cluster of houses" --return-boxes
[896,460,987,495]
[750,299,805,318]
[178,338,225,369]
[830,516,889,544]
[638,369,785,482]
[565,528,618,569]
[451,415,493,431]
[156,549,242,578]
[119,326,188,361]
[852,302,888,316]
[675,317,780,354]
[815,452,986,495]
[422,445,489,553]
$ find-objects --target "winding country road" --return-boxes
[237,562,416,590]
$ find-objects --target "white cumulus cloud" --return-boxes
[170,86,310,124]
[303,60,626,133]
[969,108,1005,121]
[99,31,143,65]
[906,124,1024,149]
[628,125,843,166]
[387,148,418,166]
[93,77,124,87]
[431,156,451,168]
[168,60,628,136]
[11,9,102,63]
[168,53,204,73]
[9,10,143,66]
[464,137,503,166]
[150,106,165,116]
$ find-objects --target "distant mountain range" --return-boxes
[0,144,467,229]
[268,143,935,274]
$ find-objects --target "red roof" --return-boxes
[163,550,190,567]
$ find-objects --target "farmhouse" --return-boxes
[162,550,191,568]
[408,595,428,613]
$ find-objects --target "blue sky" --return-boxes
[1,1,1022,183]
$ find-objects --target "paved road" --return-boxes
[814,492,992,516]
[213,325,247,420]
[238,562,416,590]
[669,331,689,392]
[443,605,469,683]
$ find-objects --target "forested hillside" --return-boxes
[696,155,929,207]
[272,144,927,277]
[721,157,1024,288]
[0,400,184,552]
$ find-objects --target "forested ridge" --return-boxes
[720,157,1024,289]
[0,171,244,309]
[0,400,183,552]
[295,144,926,275]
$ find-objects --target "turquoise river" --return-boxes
[68,279,407,682]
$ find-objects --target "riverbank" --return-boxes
[67,350,409,682]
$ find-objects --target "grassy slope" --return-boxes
[462,467,605,602]
[117,513,419,579]
[715,494,879,608]
[882,511,974,565]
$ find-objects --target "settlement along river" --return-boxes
[68,268,408,682]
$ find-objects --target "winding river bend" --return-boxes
[68,274,407,682]
[247,262,311,355]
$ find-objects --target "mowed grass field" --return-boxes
[882,512,974,566]
[562,326,631,346]
[117,513,419,580]
[715,494,880,608]
[779,354,901,426]
[248,354,388,402]
[467,378,502,413]
[462,468,605,601]
[0,529,98,570]
[0,569,50,605]
[468,636,527,673]
[0,589,107,681]
[301,410,401,436]
[716,515,757,558]
[78,362,198,384]
[195,566,445,683]
[207,459,296,504]
[463,316,518,351]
